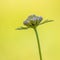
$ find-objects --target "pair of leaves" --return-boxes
[16,20,54,30]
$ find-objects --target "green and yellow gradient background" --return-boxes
[0,0,60,60]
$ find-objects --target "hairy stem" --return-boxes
[34,28,42,60]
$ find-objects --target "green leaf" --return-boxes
[16,27,29,30]
[40,20,54,25]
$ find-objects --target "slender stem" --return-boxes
[34,28,42,60]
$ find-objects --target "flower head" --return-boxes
[16,14,53,30]
[23,15,43,28]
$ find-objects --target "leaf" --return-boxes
[16,27,29,30]
[40,20,54,25]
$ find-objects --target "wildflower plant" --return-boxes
[16,15,53,60]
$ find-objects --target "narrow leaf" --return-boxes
[40,20,54,25]
[16,27,29,30]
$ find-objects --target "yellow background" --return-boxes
[0,0,60,60]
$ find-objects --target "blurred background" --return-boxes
[0,0,60,60]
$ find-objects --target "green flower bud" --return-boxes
[23,15,43,28]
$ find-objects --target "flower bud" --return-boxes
[39,16,43,20]
[23,15,43,27]
[23,20,32,26]
[30,17,37,25]
[36,16,43,25]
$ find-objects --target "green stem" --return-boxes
[34,28,42,60]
